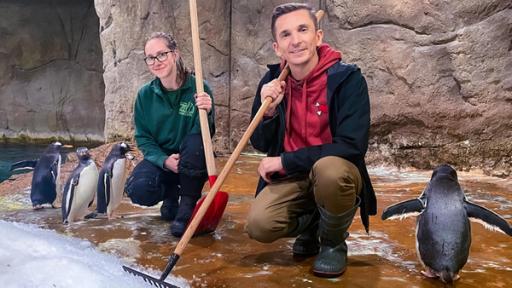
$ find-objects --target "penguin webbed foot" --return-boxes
[84,211,108,219]
[107,212,120,220]
[421,268,460,283]
[421,269,437,278]
[32,204,44,210]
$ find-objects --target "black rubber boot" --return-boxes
[160,193,179,221]
[292,210,320,257]
[170,133,207,237]
[170,193,200,237]
[312,197,360,277]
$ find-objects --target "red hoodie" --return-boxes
[283,44,342,152]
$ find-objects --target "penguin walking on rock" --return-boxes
[62,147,98,224]
[93,142,133,219]
[30,142,63,209]
[382,164,512,284]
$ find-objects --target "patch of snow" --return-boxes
[0,220,188,288]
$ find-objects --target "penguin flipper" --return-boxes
[105,172,112,206]
[382,198,425,220]
[62,180,75,223]
[62,175,80,223]
[464,200,512,236]
[88,197,94,208]
[96,172,111,214]
[10,160,38,172]
[50,159,60,181]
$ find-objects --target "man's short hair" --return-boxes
[271,3,317,40]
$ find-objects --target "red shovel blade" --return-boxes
[189,175,229,236]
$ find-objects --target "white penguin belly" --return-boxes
[67,163,98,223]
[107,159,127,217]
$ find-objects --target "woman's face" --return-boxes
[144,38,177,80]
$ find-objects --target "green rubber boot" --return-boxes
[312,197,360,277]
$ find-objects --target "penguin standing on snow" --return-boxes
[30,142,62,209]
[62,147,98,224]
[94,142,133,219]
[382,164,512,284]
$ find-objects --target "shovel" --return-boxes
[185,0,229,236]
[123,3,324,286]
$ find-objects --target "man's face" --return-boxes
[272,9,323,68]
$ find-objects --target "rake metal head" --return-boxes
[122,265,179,288]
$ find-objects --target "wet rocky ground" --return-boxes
[0,148,511,288]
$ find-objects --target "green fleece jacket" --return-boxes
[134,75,215,168]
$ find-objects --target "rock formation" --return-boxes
[1,0,510,176]
[0,0,105,143]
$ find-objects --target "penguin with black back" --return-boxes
[30,142,62,209]
[89,142,133,219]
[382,164,512,283]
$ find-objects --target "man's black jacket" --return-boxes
[250,61,377,232]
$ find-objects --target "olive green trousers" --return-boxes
[247,156,362,243]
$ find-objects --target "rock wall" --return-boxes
[97,0,510,176]
[0,0,105,143]
[322,0,512,176]
[3,1,509,175]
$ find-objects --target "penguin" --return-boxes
[30,142,62,209]
[382,164,512,284]
[10,159,39,171]
[61,147,98,224]
[0,159,38,183]
[94,142,133,219]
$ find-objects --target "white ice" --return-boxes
[0,220,188,288]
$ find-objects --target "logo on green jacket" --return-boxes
[179,102,195,117]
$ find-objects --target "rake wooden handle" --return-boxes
[172,5,326,257]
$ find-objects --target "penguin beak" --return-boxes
[125,152,135,160]
[124,143,135,160]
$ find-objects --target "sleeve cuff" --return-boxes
[157,155,168,170]
[280,153,291,174]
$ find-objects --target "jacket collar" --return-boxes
[149,75,192,97]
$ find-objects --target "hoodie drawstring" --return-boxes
[302,80,308,145]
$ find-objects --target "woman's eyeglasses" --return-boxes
[144,51,173,65]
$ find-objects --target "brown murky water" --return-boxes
[1,155,511,287]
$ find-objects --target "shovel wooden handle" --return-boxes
[173,3,326,257]
[190,0,217,176]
